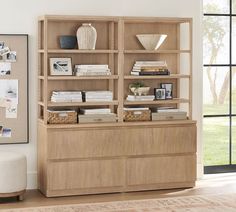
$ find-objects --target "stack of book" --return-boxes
[74,64,111,76]
[131,61,170,76]
[126,95,155,101]
[85,91,113,102]
[79,108,116,123]
[51,91,82,102]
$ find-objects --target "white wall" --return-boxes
[0,0,203,189]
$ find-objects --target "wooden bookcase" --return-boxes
[38,15,197,197]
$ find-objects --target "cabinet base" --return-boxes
[42,182,195,197]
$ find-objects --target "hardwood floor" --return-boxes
[0,173,236,210]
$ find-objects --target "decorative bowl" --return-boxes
[136,34,167,50]
[130,87,150,96]
[59,35,77,49]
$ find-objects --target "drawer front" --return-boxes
[125,126,196,155]
[48,129,124,159]
[48,159,124,191]
[127,155,196,186]
[48,125,196,159]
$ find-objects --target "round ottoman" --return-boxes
[0,152,27,200]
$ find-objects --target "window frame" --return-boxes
[204,0,236,174]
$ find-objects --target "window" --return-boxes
[203,0,236,173]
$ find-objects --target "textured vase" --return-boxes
[76,23,97,50]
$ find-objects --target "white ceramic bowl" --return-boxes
[130,87,150,96]
[136,34,167,50]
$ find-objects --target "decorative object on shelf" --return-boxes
[160,83,173,99]
[74,64,111,76]
[59,35,77,49]
[76,23,97,50]
[78,113,117,123]
[131,60,169,76]
[136,34,167,50]
[50,58,72,76]
[129,82,150,96]
[154,88,166,100]
[123,107,151,122]
[152,107,187,120]
[47,109,77,124]
[0,34,28,144]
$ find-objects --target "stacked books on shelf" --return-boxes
[84,91,113,102]
[126,95,155,101]
[131,61,170,76]
[152,107,187,121]
[79,108,116,123]
[74,64,111,76]
[51,91,82,102]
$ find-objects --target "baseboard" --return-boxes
[27,171,37,189]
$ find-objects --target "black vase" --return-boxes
[59,35,77,49]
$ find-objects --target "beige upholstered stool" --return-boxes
[0,152,27,200]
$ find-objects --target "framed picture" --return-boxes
[160,83,173,99]
[154,88,166,100]
[50,58,72,76]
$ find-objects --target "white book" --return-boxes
[52,91,82,95]
[80,108,111,114]
[131,71,140,75]
[75,64,109,69]
[75,68,110,72]
[127,95,155,99]
[124,107,149,111]
[85,99,113,102]
[135,61,167,65]
[76,72,111,76]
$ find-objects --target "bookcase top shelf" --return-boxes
[38,15,192,24]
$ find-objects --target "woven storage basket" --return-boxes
[47,110,77,124]
[124,109,151,122]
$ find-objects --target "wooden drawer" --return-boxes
[48,159,124,191]
[125,126,196,155]
[48,125,196,159]
[48,129,124,159]
[126,155,196,186]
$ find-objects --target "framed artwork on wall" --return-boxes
[0,34,29,144]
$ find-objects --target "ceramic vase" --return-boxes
[76,23,97,50]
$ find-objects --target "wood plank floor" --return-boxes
[1,173,236,209]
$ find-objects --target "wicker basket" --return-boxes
[47,110,77,124]
[124,109,151,122]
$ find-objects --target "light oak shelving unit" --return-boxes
[38,15,196,197]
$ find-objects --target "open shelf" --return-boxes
[40,119,196,129]
[47,100,119,107]
[39,49,119,54]
[47,75,119,80]
[124,74,190,80]
[124,50,191,54]
[124,98,189,105]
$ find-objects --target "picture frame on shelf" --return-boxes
[50,58,72,76]
[154,88,166,100]
[160,83,173,99]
